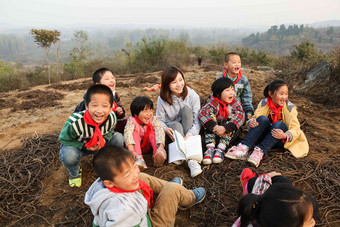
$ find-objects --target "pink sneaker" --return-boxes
[247,147,264,167]
[225,143,249,160]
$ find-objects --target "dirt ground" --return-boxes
[0,62,339,226]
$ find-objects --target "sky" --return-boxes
[1,0,340,28]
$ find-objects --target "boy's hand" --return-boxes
[271,129,287,140]
[87,143,101,151]
[165,128,175,141]
[213,125,226,137]
[248,119,258,128]
[115,107,123,116]
[267,171,282,178]
[247,113,252,120]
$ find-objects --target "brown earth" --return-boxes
[0,63,339,226]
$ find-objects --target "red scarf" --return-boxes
[213,96,234,119]
[112,101,118,112]
[107,179,153,208]
[83,110,107,148]
[266,97,283,123]
[223,69,242,84]
[134,116,154,149]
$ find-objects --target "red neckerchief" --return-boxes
[83,110,106,148]
[213,96,234,119]
[107,179,153,208]
[134,116,154,149]
[112,101,118,112]
[223,69,242,84]
[266,97,283,123]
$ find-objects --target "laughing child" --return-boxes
[198,77,245,164]
[226,80,309,167]
[124,96,166,170]
[74,68,127,133]
[216,52,253,119]
[85,145,206,227]
[59,84,124,187]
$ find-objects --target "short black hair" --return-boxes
[130,96,153,117]
[85,84,113,107]
[225,52,240,63]
[92,68,113,84]
[93,145,135,181]
[212,77,234,99]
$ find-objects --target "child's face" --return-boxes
[302,204,315,227]
[110,159,140,191]
[99,71,116,92]
[137,107,153,124]
[224,55,241,77]
[169,72,185,96]
[269,85,288,107]
[86,93,112,123]
[220,86,235,103]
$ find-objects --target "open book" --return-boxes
[168,130,203,163]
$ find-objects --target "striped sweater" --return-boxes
[59,110,117,150]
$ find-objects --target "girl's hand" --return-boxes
[213,125,226,137]
[184,134,191,140]
[267,171,282,178]
[271,129,287,140]
[115,107,123,116]
[165,128,175,141]
[248,119,259,128]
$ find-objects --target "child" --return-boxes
[216,52,253,119]
[85,145,206,227]
[199,77,245,164]
[74,68,127,133]
[226,80,309,167]
[156,66,202,177]
[59,84,124,187]
[124,96,166,170]
[232,168,317,227]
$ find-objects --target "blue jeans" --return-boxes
[59,132,124,178]
[241,115,288,155]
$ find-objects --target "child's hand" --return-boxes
[248,119,259,128]
[271,129,287,140]
[115,107,123,116]
[267,171,282,178]
[165,128,175,141]
[184,134,191,140]
[247,113,252,120]
[213,125,226,137]
[87,142,101,151]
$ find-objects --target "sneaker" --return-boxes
[153,149,166,167]
[247,147,264,167]
[69,168,82,188]
[212,148,224,164]
[188,160,202,178]
[225,143,249,160]
[169,177,183,185]
[179,187,206,210]
[202,147,215,165]
[240,168,256,195]
[136,155,147,170]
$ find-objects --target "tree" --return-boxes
[30,29,61,83]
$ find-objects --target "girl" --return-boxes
[233,168,317,227]
[124,96,166,170]
[156,66,202,177]
[199,77,245,164]
[226,80,309,167]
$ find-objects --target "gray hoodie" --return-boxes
[84,178,149,227]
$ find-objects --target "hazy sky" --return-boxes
[1,0,340,28]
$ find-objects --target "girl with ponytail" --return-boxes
[225,80,309,167]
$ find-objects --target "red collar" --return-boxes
[83,110,107,148]
[223,69,242,84]
[266,97,283,123]
[134,116,154,149]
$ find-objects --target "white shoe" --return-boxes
[188,160,202,178]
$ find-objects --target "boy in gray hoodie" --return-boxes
[85,145,206,227]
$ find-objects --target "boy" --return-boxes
[199,78,245,164]
[59,84,124,187]
[75,68,126,133]
[216,52,253,119]
[85,145,206,227]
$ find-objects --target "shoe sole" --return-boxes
[247,159,259,167]
[202,158,212,165]
[225,153,248,160]
[178,191,206,210]
[212,158,223,164]
[191,169,202,178]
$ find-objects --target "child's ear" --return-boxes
[103,180,115,188]
[224,62,228,68]
[85,104,89,110]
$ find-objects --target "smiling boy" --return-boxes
[217,52,253,119]
[85,145,206,227]
[59,84,123,187]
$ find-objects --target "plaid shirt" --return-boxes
[199,97,245,131]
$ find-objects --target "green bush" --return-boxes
[208,46,229,64]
